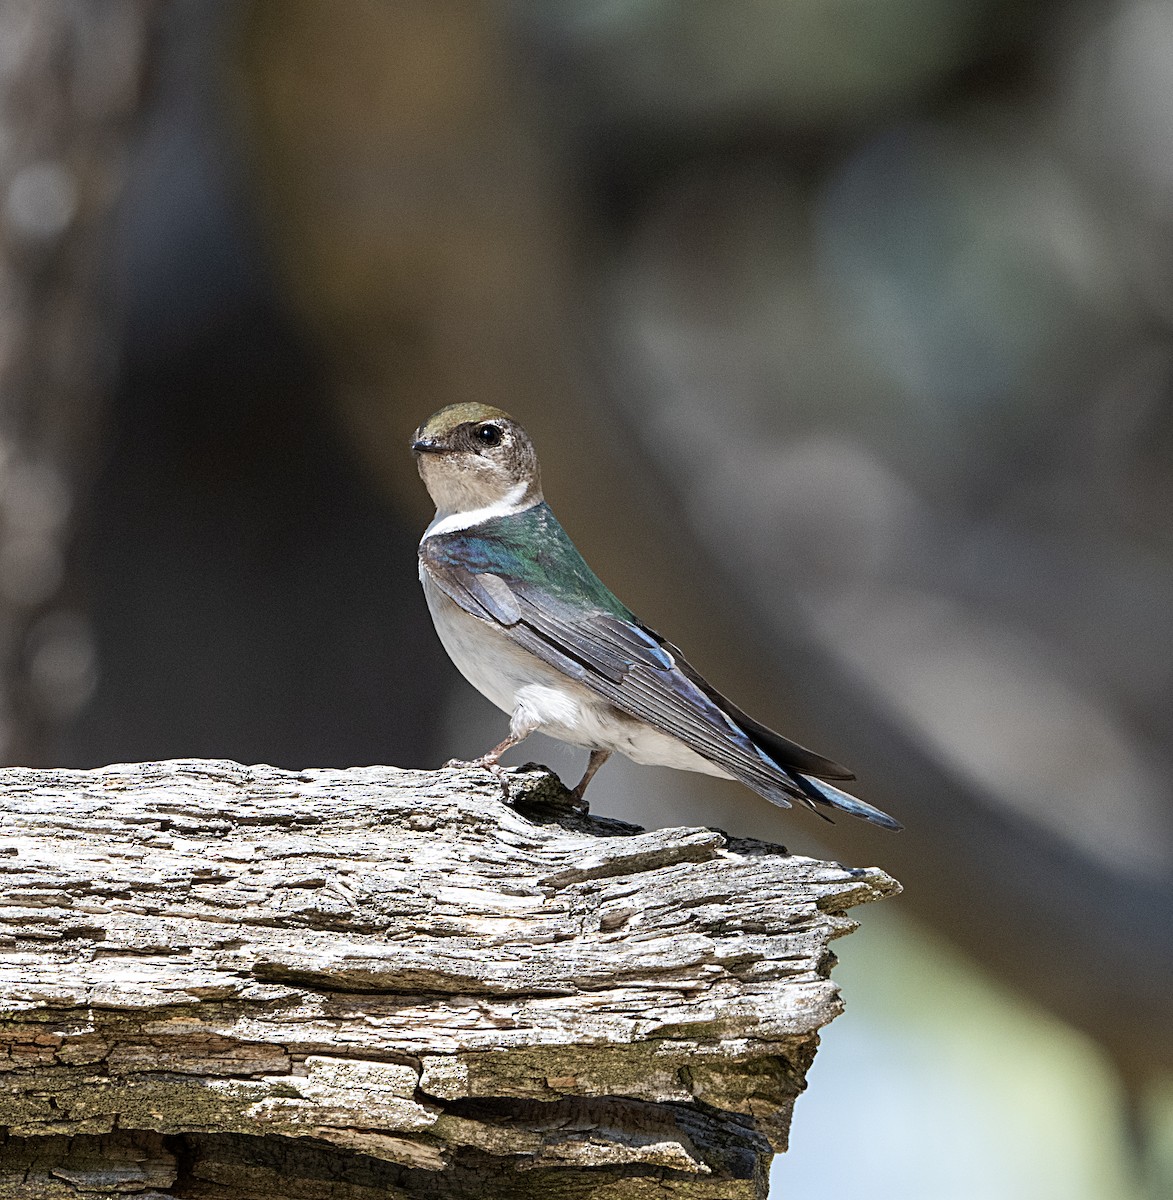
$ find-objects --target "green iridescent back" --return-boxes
[436,503,634,621]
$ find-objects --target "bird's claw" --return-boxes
[443,756,511,801]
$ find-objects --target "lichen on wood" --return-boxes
[0,759,898,1198]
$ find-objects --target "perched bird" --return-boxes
[412,403,901,830]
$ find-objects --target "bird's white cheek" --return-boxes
[418,455,520,518]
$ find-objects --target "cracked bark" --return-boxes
[0,760,898,1198]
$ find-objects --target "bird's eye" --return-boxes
[474,423,503,447]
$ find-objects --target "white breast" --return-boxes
[421,569,548,717]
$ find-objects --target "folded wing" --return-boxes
[420,528,900,830]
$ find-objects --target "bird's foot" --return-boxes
[443,753,503,771]
[443,755,511,800]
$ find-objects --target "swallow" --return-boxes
[412,402,900,829]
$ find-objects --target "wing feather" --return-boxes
[422,535,800,801]
[420,523,901,829]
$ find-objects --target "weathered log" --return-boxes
[0,760,897,1198]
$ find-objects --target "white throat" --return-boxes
[422,482,537,540]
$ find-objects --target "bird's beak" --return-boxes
[411,437,447,455]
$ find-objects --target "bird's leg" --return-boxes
[571,749,611,800]
[444,712,540,799]
[452,733,528,771]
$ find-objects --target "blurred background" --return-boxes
[2,0,1171,1195]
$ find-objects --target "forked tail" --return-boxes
[789,772,903,831]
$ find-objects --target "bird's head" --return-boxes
[411,404,542,516]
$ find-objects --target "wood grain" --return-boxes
[0,759,897,1197]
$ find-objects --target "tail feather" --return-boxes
[790,773,903,831]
